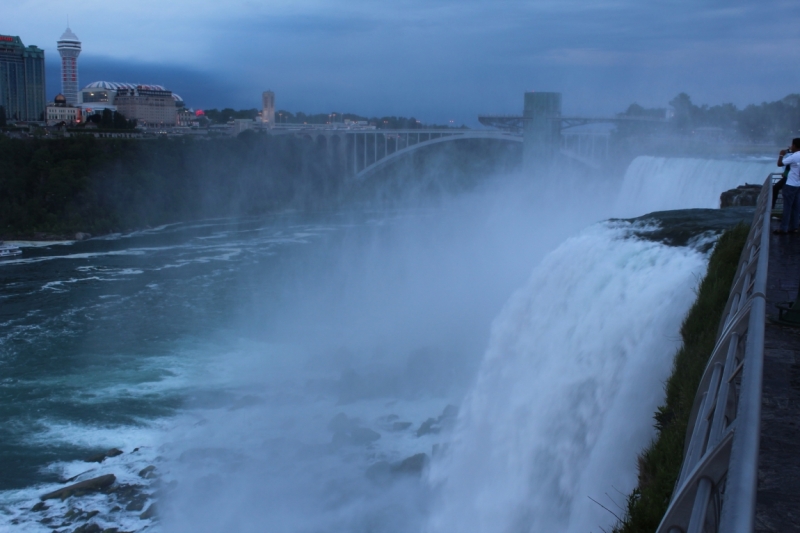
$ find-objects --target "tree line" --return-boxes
[0,132,341,239]
[200,107,456,129]
[617,93,800,143]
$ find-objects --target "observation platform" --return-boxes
[756,218,800,532]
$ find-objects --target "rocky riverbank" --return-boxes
[5,403,459,533]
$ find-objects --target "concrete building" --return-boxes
[114,85,177,127]
[262,90,275,126]
[0,34,46,122]
[46,93,80,125]
[79,82,183,127]
[57,27,81,105]
[522,91,561,175]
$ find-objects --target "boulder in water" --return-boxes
[328,412,381,447]
[391,453,429,475]
[72,523,102,533]
[416,404,459,436]
[40,474,116,501]
[140,503,157,520]
[720,184,761,208]
[84,448,123,463]
[138,465,156,479]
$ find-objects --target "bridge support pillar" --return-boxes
[523,91,562,178]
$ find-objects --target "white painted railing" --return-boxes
[656,175,774,533]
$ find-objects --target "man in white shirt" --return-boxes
[775,138,800,235]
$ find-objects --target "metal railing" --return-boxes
[655,174,774,533]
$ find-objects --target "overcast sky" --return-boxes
[7,0,800,125]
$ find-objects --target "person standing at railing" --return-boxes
[774,138,800,235]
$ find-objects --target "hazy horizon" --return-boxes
[7,0,799,126]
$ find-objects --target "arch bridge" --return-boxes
[279,126,608,178]
[342,129,521,178]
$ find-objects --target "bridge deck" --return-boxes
[756,218,800,532]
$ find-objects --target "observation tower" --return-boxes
[57,27,81,105]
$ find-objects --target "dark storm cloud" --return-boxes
[33,0,800,123]
[186,0,800,123]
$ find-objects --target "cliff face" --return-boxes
[720,184,762,208]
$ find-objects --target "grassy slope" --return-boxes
[613,223,750,532]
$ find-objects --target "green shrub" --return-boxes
[613,223,751,532]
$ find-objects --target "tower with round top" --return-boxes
[57,27,81,105]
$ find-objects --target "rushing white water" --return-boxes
[615,156,773,216]
[425,221,707,533]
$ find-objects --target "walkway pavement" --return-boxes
[755,218,800,532]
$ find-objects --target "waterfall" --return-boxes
[425,221,707,533]
[424,155,770,533]
[614,156,773,217]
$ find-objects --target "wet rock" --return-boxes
[124,494,148,512]
[31,501,48,512]
[366,453,430,484]
[138,465,156,479]
[432,443,449,458]
[331,426,381,447]
[65,470,93,483]
[65,508,82,520]
[74,232,92,241]
[720,184,762,208]
[40,474,116,501]
[441,404,459,419]
[73,523,102,533]
[102,483,147,512]
[84,448,123,463]
[140,503,157,520]
[416,418,438,437]
[328,413,380,447]
[391,453,429,476]
[416,405,459,437]
[391,421,412,431]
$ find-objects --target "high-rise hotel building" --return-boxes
[57,27,81,106]
[0,34,46,122]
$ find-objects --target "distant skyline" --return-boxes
[9,0,800,126]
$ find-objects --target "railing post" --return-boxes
[656,177,772,533]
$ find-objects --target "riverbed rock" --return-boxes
[328,413,381,447]
[391,421,413,431]
[138,465,156,479]
[40,474,116,501]
[72,522,102,533]
[140,503,157,520]
[391,453,429,475]
[416,404,459,437]
[84,448,123,463]
[720,184,761,208]
[74,232,92,241]
[331,426,381,447]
